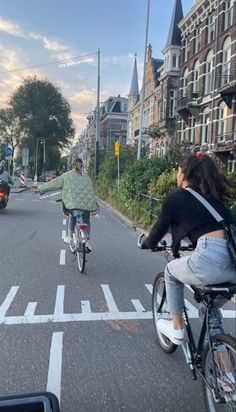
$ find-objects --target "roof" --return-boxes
[166,0,183,47]
[129,55,139,96]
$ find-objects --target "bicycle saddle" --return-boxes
[202,282,236,294]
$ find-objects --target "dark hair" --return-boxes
[179,153,232,203]
[72,157,83,173]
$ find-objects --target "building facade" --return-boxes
[177,0,236,172]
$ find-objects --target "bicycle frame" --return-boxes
[180,287,227,402]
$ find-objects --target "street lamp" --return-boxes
[35,138,45,177]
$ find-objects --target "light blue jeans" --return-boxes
[68,210,91,238]
[165,236,236,336]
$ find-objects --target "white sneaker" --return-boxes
[217,372,236,393]
[156,319,184,345]
[64,236,73,245]
[85,241,92,252]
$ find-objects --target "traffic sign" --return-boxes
[114,140,119,156]
[22,148,29,167]
[4,147,13,157]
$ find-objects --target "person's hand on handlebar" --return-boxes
[137,233,166,252]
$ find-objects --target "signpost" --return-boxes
[4,147,13,173]
[114,136,120,193]
[22,147,29,177]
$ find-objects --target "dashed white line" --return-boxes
[132,299,146,312]
[62,230,66,239]
[81,300,91,314]
[54,286,65,315]
[59,250,66,265]
[145,284,153,294]
[63,219,67,225]
[47,331,63,404]
[24,302,37,317]
[0,286,19,318]
[101,284,119,313]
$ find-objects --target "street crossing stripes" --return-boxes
[0,284,234,326]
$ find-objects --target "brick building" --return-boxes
[177,0,236,172]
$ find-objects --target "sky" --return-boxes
[0,0,194,141]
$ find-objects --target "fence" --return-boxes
[136,193,163,225]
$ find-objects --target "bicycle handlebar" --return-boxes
[137,233,193,252]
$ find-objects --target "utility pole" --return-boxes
[137,0,150,160]
[95,48,101,176]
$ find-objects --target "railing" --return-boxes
[177,93,199,111]
[218,67,236,88]
[215,132,236,144]
[137,193,163,225]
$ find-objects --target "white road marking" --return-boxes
[145,284,153,294]
[14,198,24,201]
[0,286,19,318]
[81,300,91,314]
[221,309,236,318]
[24,302,37,317]
[40,192,61,199]
[63,219,67,225]
[54,286,64,315]
[62,230,66,239]
[47,332,63,404]
[32,199,40,202]
[101,284,119,313]
[132,299,146,312]
[59,250,66,265]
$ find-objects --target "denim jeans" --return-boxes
[165,236,236,336]
[68,210,91,238]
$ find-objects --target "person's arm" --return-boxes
[142,195,173,250]
[38,175,64,195]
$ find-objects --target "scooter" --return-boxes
[0,179,9,209]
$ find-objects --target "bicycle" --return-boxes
[138,234,236,412]
[68,210,90,273]
[56,199,91,273]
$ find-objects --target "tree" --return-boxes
[10,76,75,175]
[0,108,24,173]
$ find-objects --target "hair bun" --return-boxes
[195,151,205,160]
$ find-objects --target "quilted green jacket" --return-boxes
[38,170,98,213]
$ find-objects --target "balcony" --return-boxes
[177,93,200,121]
[212,132,236,153]
[218,68,236,109]
[143,118,176,138]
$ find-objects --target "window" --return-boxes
[208,15,215,43]
[190,117,196,143]
[217,101,227,141]
[193,60,200,93]
[183,39,190,63]
[222,36,231,85]
[225,0,233,30]
[201,108,210,145]
[205,50,213,95]
[180,119,186,142]
[183,68,189,97]
[169,90,176,118]
[172,54,177,68]
[194,27,201,53]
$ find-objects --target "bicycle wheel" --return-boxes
[69,233,76,253]
[202,333,236,412]
[76,240,86,273]
[152,272,177,353]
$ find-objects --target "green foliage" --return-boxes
[148,168,178,197]
[119,156,167,202]
[10,76,75,174]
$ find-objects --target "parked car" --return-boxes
[45,171,56,182]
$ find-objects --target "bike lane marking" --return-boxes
[59,250,66,265]
[47,331,64,404]
[101,284,119,313]
[0,286,19,317]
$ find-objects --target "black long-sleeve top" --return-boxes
[142,188,233,257]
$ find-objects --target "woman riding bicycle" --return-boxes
[38,157,98,251]
[141,152,236,345]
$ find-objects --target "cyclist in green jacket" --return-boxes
[38,158,98,251]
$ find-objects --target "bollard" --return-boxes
[20,172,26,187]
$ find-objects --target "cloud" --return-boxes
[29,32,68,51]
[70,89,96,111]
[0,17,26,38]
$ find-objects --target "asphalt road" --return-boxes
[0,189,235,412]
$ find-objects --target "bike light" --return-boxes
[79,225,88,231]
[0,191,5,198]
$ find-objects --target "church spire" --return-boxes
[129,54,139,97]
[166,0,183,47]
